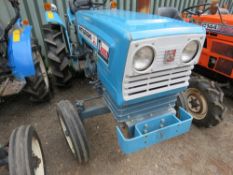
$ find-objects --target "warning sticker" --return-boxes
[99,40,109,61]
[13,29,21,42]
[47,12,54,19]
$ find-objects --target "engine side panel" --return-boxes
[76,11,131,107]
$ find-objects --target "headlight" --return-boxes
[133,46,155,71]
[44,3,57,12]
[51,4,58,12]
[181,40,199,63]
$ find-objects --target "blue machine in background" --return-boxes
[7,24,35,78]
[43,0,205,162]
[0,0,50,102]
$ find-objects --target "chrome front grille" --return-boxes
[123,65,193,100]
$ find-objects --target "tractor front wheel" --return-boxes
[56,100,89,163]
[177,77,225,127]
[8,125,46,175]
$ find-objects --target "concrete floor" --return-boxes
[0,80,232,175]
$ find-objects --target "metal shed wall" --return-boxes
[0,0,232,54]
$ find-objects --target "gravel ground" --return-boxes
[0,79,232,175]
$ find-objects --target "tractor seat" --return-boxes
[157,7,182,20]
[218,8,229,14]
[69,0,91,14]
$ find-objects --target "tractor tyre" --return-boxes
[222,82,233,99]
[57,100,89,163]
[176,77,225,128]
[23,43,51,102]
[43,24,72,87]
[8,125,46,175]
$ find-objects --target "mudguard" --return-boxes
[44,11,72,54]
[8,25,35,79]
[45,11,65,27]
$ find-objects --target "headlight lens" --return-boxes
[133,46,155,71]
[51,4,58,12]
[181,41,199,63]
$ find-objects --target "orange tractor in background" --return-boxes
[182,2,233,91]
[178,1,232,127]
[191,14,233,81]
[137,0,233,127]
[183,1,233,81]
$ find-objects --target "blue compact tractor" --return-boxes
[0,0,51,102]
[43,0,206,162]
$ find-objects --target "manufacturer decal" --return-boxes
[202,23,233,36]
[164,49,176,63]
[202,23,219,30]
[78,25,97,47]
[99,40,109,62]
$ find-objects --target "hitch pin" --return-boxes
[143,124,148,134]
[160,118,165,128]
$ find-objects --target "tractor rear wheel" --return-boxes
[8,125,46,175]
[43,24,72,87]
[56,100,89,163]
[176,77,225,127]
[221,82,233,99]
[23,43,51,102]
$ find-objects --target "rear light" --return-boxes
[44,3,57,12]
[44,2,52,11]
[22,19,29,26]
[110,0,117,9]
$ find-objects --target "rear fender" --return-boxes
[45,11,72,54]
[8,26,35,79]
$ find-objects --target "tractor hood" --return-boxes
[76,9,206,107]
[76,9,205,41]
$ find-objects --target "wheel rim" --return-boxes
[59,116,76,155]
[185,88,208,120]
[36,51,50,90]
[32,136,45,175]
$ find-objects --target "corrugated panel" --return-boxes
[0,0,232,55]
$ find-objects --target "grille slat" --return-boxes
[125,65,193,82]
[124,70,191,88]
[123,65,193,99]
[127,82,189,97]
[125,76,190,94]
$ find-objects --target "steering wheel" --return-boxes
[69,0,107,14]
[91,0,108,7]
[182,3,211,16]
